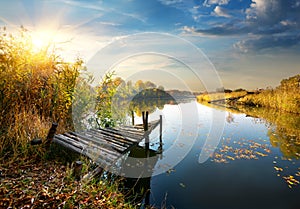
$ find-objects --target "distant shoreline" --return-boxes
[197,74,300,114]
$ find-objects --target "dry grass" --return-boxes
[0,27,82,158]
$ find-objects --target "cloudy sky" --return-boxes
[0,0,299,90]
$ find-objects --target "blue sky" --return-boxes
[0,0,300,90]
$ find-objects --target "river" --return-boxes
[123,99,300,209]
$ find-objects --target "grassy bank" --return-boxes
[197,74,300,114]
[196,89,248,103]
[237,74,300,114]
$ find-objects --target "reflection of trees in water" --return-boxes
[269,127,300,159]
[96,74,195,127]
[129,88,177,117]
[236,106,300,159]
[111,88,178,126]
[199,101,300,158]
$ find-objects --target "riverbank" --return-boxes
[0,150,138,209]
[197,74,300,114]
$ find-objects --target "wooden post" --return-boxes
[73,161,83,181]
[142,111,149,152]
[46,122,58,147]
[131,111,135,126]
[142,111,148,131]
[159,115,163,154]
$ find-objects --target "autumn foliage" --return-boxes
[238,74,300,114]
[0,27,83,157]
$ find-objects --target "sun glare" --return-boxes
[31,30,54,51]
[30,29,70,52]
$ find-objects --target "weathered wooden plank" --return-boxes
[84,147,119,164]
[70,132,126,154]
[112,127,145,138]
[71,132,125,152]
[54,136,120,166]
[63,132,120,157]
[83,131,132,149]
[89,129,138,145]
[91,128,140,142]
[114,125,145,133]
[53,137,84,154]
[69,131,126,153]
[97,127,144,142]
[55,134,85,150]
[87,129,134,146]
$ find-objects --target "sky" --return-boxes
[0,0,299,91]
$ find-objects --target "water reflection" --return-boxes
[122,146,159,208]
[120,101,300,208]
[113,88,194,123]
[199,102,300,159]
[129,88,178,117]
[235,106,300,159]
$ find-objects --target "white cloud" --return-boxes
[158,0,183,6]
[203,0,230,7]
[280,20,296,26]
[245,0,285,24]
[213,6,231,18]
[181,26,197,34]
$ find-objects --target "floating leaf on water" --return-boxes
[283,175,300,187]
[179,183,186,188]
[255,151,268,157]
[226,156,235,161]
[274,166,283,172]
[166,168,175,174]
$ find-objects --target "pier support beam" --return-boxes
[158,115,163,155]
[46,122,58,148]
[73,161,83,181]
[142,111,150,154]
[131,111,135,126]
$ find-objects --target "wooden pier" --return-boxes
[46,112,162,181]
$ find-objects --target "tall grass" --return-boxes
[238,74,300,114]
[0,27,83,157]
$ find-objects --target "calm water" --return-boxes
[125,100,300,209]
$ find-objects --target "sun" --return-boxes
[31,30,55,51]
[30,29,71,52]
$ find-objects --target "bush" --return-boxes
[0,27,83,157]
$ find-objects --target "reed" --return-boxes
[0,27,83,157]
